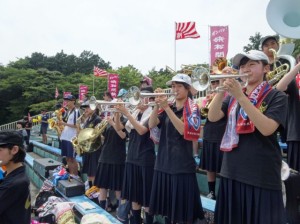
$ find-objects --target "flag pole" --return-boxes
[208,25,211,67]
[174,22,177,72]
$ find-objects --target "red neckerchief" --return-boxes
[183,97,201,141]
[221,81,272,152]
[296,73,300,100]
[234,81,272,134]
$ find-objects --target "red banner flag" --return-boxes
[79,85,88,102]
[55,87,59,99]
[108,74,119,99]
[94,66,108,77]
[175,22,200,40]
[210,26,229,66]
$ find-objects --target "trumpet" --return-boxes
[130,92,177,106]
[89,96,131,111]
[191,66,248,92]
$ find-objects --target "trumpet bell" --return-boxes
[267,0,300,39]
[191,66,249,92]
[212,57,228,74]
[128,86,141,106]
[281,160,290,181]
[191,67,210,91]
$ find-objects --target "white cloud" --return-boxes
[0,0,275,73]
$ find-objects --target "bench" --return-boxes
[30,140,82,164]
[48,134,60,148]
[200,195,215,212]
[56,191,121,224]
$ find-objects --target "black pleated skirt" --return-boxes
[94,162,125,191]
[215,177,285,224]
[200,140,223,173]
[81,149,102,177]
[121,163,154,207]
[287,141,300,172]
[149,171,204,223]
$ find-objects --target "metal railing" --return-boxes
[0,88,206,131]
[0,112,53,131]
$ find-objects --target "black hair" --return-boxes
[5,144,26,163]
[262,37,279,47]
[239,57,269,80]
[94,107,100,116]
[173,81,193,98]
[104,91,113,99]
[17,120,25,128]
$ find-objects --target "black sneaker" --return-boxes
[207,191,216,200]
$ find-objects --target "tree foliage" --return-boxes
[0,52,173,125]
[243,32,263,52]
[8,50,111,75]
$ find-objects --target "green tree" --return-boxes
[292,39,300,59]
[243,32,264,52]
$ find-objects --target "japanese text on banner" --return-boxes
[210,26,229,66]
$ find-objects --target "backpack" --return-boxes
[34,190,56,209]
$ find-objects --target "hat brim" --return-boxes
[166,77,191,86]
[0,141,22,146]
[232,53,268,67]
[260,35,279,48]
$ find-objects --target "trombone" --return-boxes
[191,66,248,92]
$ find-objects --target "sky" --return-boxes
[0,0,276,74]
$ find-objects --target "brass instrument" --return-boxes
[266,0,300,40]
[71,136,82,155]
[166,65,176,74]
[180,64,198,75]
[89,96,133,111]
[191,66,248,92]
[32,115,42,123]
[130,92,177,106]
[265,0,298,86]
[200,100,211,118]
[71,119,108,155]
[48,108,65,137]
[212,57,238,75]
[266,48,294,86]
[76,112,86,130]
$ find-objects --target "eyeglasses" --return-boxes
[211,80,220,84]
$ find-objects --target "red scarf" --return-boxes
[183,97,201,141]
[296,73,300,100]
[150,98,201,143]
[220,81,272,151]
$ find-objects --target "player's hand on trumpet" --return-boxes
[223,78,244,99]
[114,103,129,116]
[154,88,169,110]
